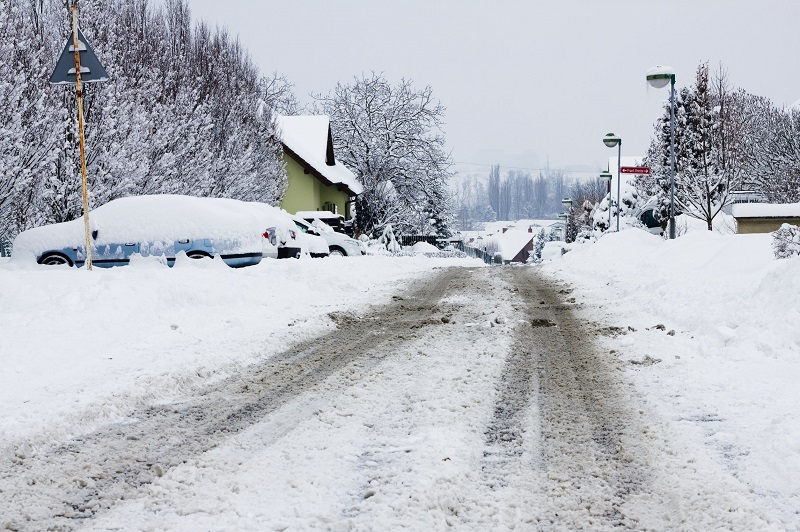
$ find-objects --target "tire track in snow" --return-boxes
[0,267,465,531]
[488,267,778,531]
[482,267,651,530]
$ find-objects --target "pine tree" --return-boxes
[641,62,746,230]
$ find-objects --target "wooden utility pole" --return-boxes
[70,1,92,269]
[50,0,109,269]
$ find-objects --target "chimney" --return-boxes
[502,227,507,233]
[528,227,532,233]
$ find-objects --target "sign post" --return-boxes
[49,1,109,270]
[620,166,651,175]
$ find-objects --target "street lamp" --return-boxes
[560,197,573,243]
[602,133,622,231]
[646,65,676,239]
[600,171,612,231]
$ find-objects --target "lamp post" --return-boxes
[646,65,676,239]
[600,170,612,231]
[602,133,622,231]
[560,197,573,243]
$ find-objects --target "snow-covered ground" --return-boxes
[543,224,800,527]
[0,254,480,450]
[1,219,798,529]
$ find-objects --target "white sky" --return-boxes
[183,0,800,177]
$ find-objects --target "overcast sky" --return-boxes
[183,0,800,179]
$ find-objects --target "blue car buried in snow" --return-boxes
[11,195,274,268]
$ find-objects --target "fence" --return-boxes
[454,240,498,265]
[0,239,11,258]
[398,235,440,248]
[398,235,498,264]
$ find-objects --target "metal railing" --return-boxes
[454,241,498,265]
[398,235,441,248]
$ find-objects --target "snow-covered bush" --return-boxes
[527,229,547,263]
[378,224,402,254]
[591,182,647,236]
[772,224,800,259]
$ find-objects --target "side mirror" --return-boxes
[91,229,98,240]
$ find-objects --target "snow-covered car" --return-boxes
[306,217,366,257]
[295,210,348,234]
[246,203,302,259]
[11,195,267,268]
[634,196,665,235]
[290,216,330,258]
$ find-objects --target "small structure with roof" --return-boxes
[731,202,800,234]
[276,115,362,220]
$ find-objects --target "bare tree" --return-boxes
[315,72,453,237]
[259,71,302,115]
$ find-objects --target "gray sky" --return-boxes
[184,0,800,178]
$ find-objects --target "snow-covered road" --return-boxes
[2,263,784,531]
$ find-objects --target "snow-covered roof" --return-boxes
[276,115,363,196]
[484,219,560,233]
[495,230,534,261]
[295,210,340,220]
[731,202,800,218]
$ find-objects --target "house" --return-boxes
[461,221,561,263]
[731,202,800,234]
[495,229,536,263]
[276,116,363,220]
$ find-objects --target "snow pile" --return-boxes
[410,241,439,254]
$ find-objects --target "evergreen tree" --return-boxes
[641,62,747,230]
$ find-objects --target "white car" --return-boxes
[306,217,366,257]
[290,215,330,258]
[245,203,302,259]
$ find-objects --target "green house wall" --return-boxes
[280,154,352,219]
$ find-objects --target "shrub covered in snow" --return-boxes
[377,224,402,254]
[591,182,647,236]
[772,224,800,259]
[527,229,547,264]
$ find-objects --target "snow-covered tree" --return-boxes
[772,224,800,259]
[641,63,747,230]
[529,228,546,263]
[740,96,800,203]
[0,0,291,241]
[259,71,302,116]
[315,73,453,238]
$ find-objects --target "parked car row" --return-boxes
[10,195,364,269]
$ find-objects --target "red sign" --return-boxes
[620,166,651,174]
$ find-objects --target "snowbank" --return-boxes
[542,228,800,520]
[0,254,483,450]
